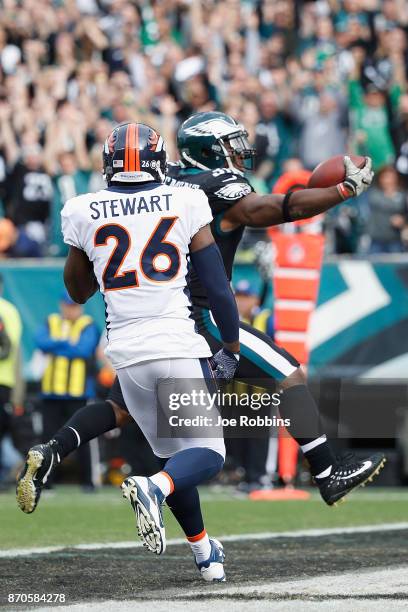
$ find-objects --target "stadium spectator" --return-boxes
[0,218,42,258]
[5,144,53,238]
[291,89,348,171]
[365,166,407,254]
[395,94,408,186]
[45,149,91,257]
[0,0,407,254]
[348,39,405,170]
[35,291,100,490]
[256,91,293,186]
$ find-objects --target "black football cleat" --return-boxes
[317,452,386,506]
[16,442,60,514]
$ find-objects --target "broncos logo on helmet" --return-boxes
[107,129,118,154]
[148,130,165,152]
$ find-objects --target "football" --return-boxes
[308,154,366,188]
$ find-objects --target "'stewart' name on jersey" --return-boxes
[61,183,212,369]
[89,192,173,220]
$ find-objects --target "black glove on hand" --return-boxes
[209,349,239,381]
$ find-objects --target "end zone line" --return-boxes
[2,522,408,558]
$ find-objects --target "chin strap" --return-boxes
[181,151,210,171]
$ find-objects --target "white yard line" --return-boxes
[2,521,408,558]
[184,565,408,599]
[29,566,408,612]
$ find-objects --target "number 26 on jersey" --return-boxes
[94,217,180,291]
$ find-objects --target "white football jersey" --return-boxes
[61,183,212,368]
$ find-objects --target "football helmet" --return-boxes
[103,122,167,185]
[177,111,256,173]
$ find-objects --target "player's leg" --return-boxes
[117,357,226,580]
[196,307,386,504]
[65,399,95,490]
[49,379,131,460]
[113,374,223,577]
[16,385,130,513]
[163,482,225,582]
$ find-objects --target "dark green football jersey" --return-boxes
[165,162,254,308]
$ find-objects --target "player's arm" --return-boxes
[64,246,98,304]
[190,225,239,356]
[225,157,374,228]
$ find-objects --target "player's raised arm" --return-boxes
[64,246,98,304]
[224,156,374,228]
[190,224,240,378]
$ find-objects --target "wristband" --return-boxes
[282,192,294,222]
[337,182,353,200]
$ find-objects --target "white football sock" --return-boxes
[149,471,173,497]
[188,531,211,563]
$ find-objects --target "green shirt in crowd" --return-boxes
[348,79,401,170]
[51,171,91,256]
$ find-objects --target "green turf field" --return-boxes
[2,486,408,550]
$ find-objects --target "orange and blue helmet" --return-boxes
[103,122,167,185]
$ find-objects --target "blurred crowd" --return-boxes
[0,0,408,257]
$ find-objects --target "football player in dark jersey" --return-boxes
[17,114,385,540]
[161,112,385,502]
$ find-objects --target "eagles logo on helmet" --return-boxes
[103,122,167,185]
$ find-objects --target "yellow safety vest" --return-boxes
[0,297,22,389]
[41,314,95,398]
[252,309,273,334]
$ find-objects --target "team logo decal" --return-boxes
[106,129,118,154]
[148,130,165,152]
[214,183,252,200]
[184,119,238,138]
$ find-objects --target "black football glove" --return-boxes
[209,349,239,381]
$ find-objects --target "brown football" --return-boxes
[308,154,366,189]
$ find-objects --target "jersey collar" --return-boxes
[106,182,162,193]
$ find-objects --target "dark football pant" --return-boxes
[193,307,299,385]
[108,307,300,409]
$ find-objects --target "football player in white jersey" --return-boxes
[19,123,241,582]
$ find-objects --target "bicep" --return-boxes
[64,246,98,304]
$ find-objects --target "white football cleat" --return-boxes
[196,538,226,582]
[121,476,166,555]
